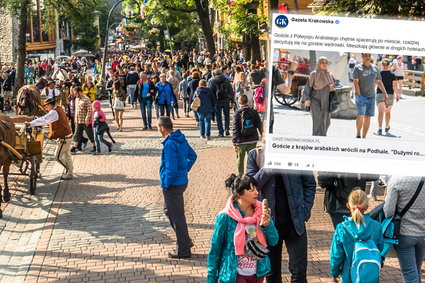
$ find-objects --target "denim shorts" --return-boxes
[356,95,375,116]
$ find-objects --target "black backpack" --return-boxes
[127,72,139,85]
[216,79,232,101]
[239,108,257,137]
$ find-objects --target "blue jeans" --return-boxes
[197,113,211,137]
[140,99,152,127]
[395,235,425,283]
[127,85,136,104]
[94,128,112,153]
[153,102,160,119]
[159,104,172,117]
[214,101,230,134]
[183,98,190,114]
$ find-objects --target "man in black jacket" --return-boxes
[232,94,262,174]
[126,64,139,108]
[317,172,379,228]
[2,71,14,112]
[207,68,234,137]
[134,72,156,130]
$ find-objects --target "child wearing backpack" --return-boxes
[232,94,262,175]
[330,189,384,283]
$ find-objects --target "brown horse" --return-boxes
[0,114,16,218]
[16,84,47,117]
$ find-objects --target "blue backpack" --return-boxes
[343,223,381,283]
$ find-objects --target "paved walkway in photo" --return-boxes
[0,102,421,282]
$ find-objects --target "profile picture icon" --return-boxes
[275,15,289,29]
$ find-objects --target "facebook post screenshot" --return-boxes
[265,14,425,176]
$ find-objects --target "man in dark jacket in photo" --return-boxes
[207,68,234,137]
[246,147,316,283]
[232,94,262,175]
[158,116,197,259]
[135,72,156,130]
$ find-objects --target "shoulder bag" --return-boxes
[190,90,201,111]
[368,177,425,257]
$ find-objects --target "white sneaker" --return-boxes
[61,172,74,180]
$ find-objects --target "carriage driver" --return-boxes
[42,79,61,100]
[24,98,74,180]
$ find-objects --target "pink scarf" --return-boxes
[221,195,267,256]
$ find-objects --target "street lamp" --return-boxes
[100,0,140,84]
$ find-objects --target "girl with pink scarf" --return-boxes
[208,174,278,283]
[92,100,114,155]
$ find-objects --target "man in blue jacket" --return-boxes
[158,116,197,258]
[246,146,316,283]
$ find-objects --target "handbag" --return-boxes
[114,99,124,110]
[368,177,424,257]
[190,91,201,111]
[245,235,269,261]
[329,90,339,114]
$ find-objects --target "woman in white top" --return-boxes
[391,56,405,97]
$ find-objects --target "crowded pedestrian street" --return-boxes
[1,0,425,282]
[0,103,410,282]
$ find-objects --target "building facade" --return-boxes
[0,0,73,65]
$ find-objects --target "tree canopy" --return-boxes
[312,0,425,17]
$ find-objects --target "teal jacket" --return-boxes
[329,215,384,282]
[207,204,279,283]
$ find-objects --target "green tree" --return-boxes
[213,0,268,61]
[44,0,107,51]
[0,0,104,96]
[311,0,425,17]
[139,0,216,54]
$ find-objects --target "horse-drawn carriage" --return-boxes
[1,116,44,192]
[0,114,44,217]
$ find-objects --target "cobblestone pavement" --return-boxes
[0,102,421,282]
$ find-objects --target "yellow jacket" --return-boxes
[82,83,97,102]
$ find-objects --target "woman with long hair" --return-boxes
[112,80,126,131]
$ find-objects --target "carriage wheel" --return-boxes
[29,156,37,195]
[274,89,298,106]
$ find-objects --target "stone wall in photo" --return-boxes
[0,9,17,65]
